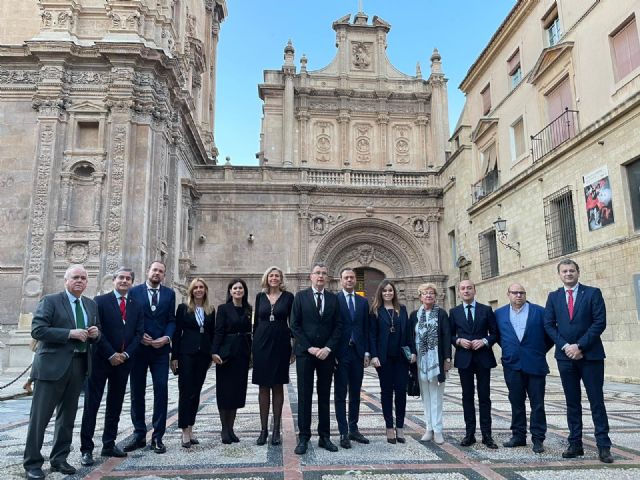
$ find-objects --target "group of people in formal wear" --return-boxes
[22,258,614,479]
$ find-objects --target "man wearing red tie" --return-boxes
[80,268,144,466]
[544,259,613,463]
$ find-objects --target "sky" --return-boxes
[214,1,516,166]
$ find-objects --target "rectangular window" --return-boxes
[611,16,640,81]
[511,117,526,160]
[544,186,578,258]
[481,84,491,115]
[542,4,561,46]
[508,49,522,89]
[479,229,499,280]
[627,157,640,230]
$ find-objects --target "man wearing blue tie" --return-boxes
[334,267,371,449]
[544,259,613,463]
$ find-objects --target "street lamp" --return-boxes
[493,217,521,257]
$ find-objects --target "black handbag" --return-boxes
[407,363,420,397]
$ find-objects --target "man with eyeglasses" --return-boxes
[290,262,342,454]
[24,264,101,479]
[495,284,551,453]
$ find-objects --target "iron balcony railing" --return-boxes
[471,168,499,204]
[530,108,579,162]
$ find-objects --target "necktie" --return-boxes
[150,288,158,307]
[567,289,574,320]
[466,304,473,329]
[316,292,322,314]
[75,299,87,352]
[348,293,356,321]
[119,296,127,323]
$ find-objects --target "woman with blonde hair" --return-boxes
[370,279,416,444]
[409,283,451,444]
[171,278,215,447]
[252,266,295,446]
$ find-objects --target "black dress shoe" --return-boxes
[503,437,526,448]
[24,468,45,480]
[318,436,338,452]
[349,431,370,444]
[181,440,192,448]
[460,435,476,447]
[562,444,584,458]
[81,452,94,466]
[482,437,499,449]
[271,429,281,446]
[339,434,352,449]
[151,439,166,454]
[294,438,308,455]
[101,446,127,458]
[598,446,614,463]
[50,461,76,474]
[123,438,146,452]
[230,431,240,443]
[256,430,268,446]
[532,440,545,453]
[190,438,200,445]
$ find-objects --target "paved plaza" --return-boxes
[1,366,640,479]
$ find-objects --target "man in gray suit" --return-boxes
[23,264,101,479]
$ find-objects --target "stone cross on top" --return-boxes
[358,0,364,13]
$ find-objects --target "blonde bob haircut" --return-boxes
[260,266,287,292]
[186,277,214,315]
[417,282,438,296]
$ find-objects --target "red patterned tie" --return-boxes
[119,296,127,323]
[567,289,574,320]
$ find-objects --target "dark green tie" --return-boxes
[75,299,87,352]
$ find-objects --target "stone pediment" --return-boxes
[471,117,498,142]
[528,41,574,85]
[66,100,107,113]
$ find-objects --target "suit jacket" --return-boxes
[449,301,498,370]
[409,307,451,383]
[369,305,414,364]
[290,288,342,356]
[496,302,551,376]
[171,303,215,359]
[129,283,176,354]
[31,291,100,381]
[94,291,144,361]
[544,284,606,360]
[336,291,370,359]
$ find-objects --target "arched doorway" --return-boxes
[354,267,385,305]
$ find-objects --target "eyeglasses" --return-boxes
[312,271,328,276]
[509,291,526,295]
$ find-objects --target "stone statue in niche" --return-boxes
[308,213,344,236]
[395,214,430,238]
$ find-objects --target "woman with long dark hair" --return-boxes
[252,266,294,446]
[370,279,416,444]
[212,279,252,444]
[171,278,215,448]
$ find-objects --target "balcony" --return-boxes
[471,167,499,204]
[530,108,579,162]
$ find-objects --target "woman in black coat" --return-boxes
[211,279,252,444]
[409,283,451,445]
[369,279,416,444]
[171,278,215,448]
[252,266,294,446]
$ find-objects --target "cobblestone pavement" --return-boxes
[1,366,640,479]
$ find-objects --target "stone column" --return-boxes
[377,113,390,168]
[282,41,296,166]
[428,49,449,168]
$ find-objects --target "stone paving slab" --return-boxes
[1,368,640,479]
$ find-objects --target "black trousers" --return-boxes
[177,351,211,428]
[24,355,87,470]
[296,352,334,439]
[80,357,131,452]
[334,345,365,435]
[459,363,492,437]
[503,366,547,442]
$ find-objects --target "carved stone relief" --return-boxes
[393,124,411,164]
[352,42,372,70]
[308,212,345,236]
[395,214,430,238]
[353,123,372,163]
[105,125,127,272]
[314,121,333,163]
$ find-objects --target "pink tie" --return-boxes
[567,289,574,320]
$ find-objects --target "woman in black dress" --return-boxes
[211,279,252,444]
[252,266,294,446]
[171,278,215,448]
[370,279,416,444]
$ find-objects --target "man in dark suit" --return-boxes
[124,261,176,454]
[23,264,100,479]
[544,259,613,463]
[450,279,498,449]
[80,267,144,466]
[334,267,371,449]
[290,262,342,454]
[495,283,551,453]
